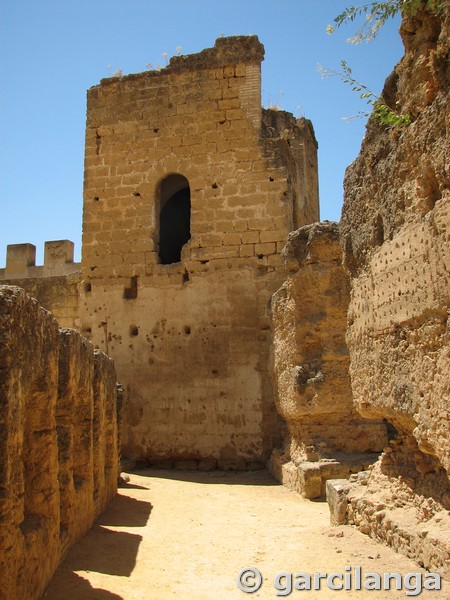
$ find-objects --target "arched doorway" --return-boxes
[158,174,191,264]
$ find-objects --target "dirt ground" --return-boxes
[42,470,448,599]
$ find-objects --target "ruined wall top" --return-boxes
[97,36,265,87]
[168,35,265,71]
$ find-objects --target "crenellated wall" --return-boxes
[0,286,118,600]
[0,240,81,329]
[0,36,320,468]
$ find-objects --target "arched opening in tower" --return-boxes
[158,174,191,265]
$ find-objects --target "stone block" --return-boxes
[223,66,235,78]
[259,229,287,244]
[218,458,247,470]
[255,242,276,256]
[222,232,241,245]
[5,243,36,276]
[297,463,323,499]
[239,244,254,257]
[326,479,351,526]
[174,460,199,471]
[198,459,218,471]
[44,240,74,267]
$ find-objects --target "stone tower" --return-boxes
[80,35,319,466]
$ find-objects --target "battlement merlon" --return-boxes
[44,240,75,268]
[0,240,81,280]
[5,243,36,275]
[96,35,265,87]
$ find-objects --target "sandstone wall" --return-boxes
[80,35,319,465]
[337,4,449,574]
[269,222,386,497]
[0,241,81,329]
[0,286,118,600]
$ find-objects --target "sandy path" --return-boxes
[42,470,447,599]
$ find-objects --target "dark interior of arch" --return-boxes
[159,176,191,265]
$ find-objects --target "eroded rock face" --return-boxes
[339,5,449,574]
[269,222,387,497]
[0,286,119,599]
[0,286,61,599]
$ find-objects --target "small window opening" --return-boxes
[84,282,92,293]
[95,132,101,156]
[129,325,139,337]
[124,275,138,300]
[158,174,191,264]
[374,214,385,247]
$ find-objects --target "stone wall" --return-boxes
[0,240,81,329]
[335,4,449,575]
[0,286,118,599]
[269,222,387,497]
[80,35,319,465]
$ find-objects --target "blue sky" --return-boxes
[0,1,404,266]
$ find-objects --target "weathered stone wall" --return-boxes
[337,4,449,574]
[269,222,387,497]
[57,329,95,557]
[80,35,319,465]
[0,241,81,329]
[0,273,81,330]
[0,287,61,599]
[92,349,119,516]
[0,286,118,600]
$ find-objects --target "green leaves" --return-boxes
[321,1,440,126]
[327,1,444,44]
[373,101,412,126]
[327,1,399,43]
[318,61,412,127]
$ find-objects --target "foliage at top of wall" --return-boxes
[327,0,444,43]
[323,0,444,127]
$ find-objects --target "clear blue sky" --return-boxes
[0,0,404,266]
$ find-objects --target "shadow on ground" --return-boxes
[42,571,124,600]
[97,493,153,528]
[42,470,279,599]
[129,467,280,486]
[41,492,153,599]
[64,526,143,576]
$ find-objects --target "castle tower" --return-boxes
[80,36,319,466]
